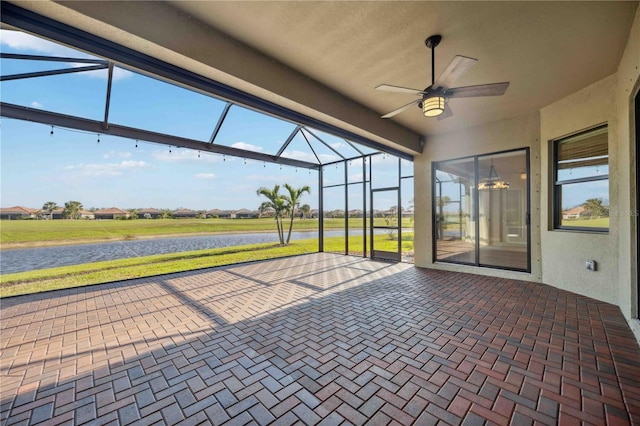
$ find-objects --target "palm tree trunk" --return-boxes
[276,217,284,245]
[286,215,294,245]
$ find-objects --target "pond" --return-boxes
[0,229,376,274]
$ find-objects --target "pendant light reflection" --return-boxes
[478,159,510,190]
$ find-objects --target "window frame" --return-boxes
[552,124,609,233]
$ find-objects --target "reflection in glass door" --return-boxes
[434,148,530,272]
[477,151,529,270]
[371,188,400,261]
[434,157,476,265]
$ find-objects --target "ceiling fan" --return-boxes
[376,35,509,120]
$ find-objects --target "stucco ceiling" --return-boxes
[167,1,637,137]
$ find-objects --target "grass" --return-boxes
[561,217,609,228]
[0,217,414,246]
[0,233,414,298]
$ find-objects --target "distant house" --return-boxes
[563,206,589,220]
[94,207,130,220]
[79,210,95,220]
[0,206,38,220]
[402,209,415,218]
[50,207,65,220]
[137,208,161,219]
[258,207,275,218]
[234,208,257,219]
[208,209,233,218]
[47,208,94,219]
[173,208,198,219]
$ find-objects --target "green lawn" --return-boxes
[0,217,413,246]
[561,217,609,228]
[0,233,414,298]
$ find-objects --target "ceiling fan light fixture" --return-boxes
[423,95,445,117]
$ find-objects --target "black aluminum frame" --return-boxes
[635,90,640,317]
[432,147,531,273]
[552,124,609,233]
[0,2,413,163]
[2,2,418,261]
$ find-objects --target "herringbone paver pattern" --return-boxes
[1,253,639,425]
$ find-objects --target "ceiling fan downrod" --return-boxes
[425,35,441,87]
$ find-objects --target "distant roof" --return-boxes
[0,206,36,214]
[563,206,587,214]
[94,207,129,214]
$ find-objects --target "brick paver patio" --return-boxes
[1,253,639,425]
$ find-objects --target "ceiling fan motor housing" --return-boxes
[425,35,442,49]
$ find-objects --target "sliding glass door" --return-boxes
[434,149,530,272]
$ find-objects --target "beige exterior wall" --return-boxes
[415,7,640,341]
[414,112,542,282]
[540,75,618,304]
[616,6,640,338]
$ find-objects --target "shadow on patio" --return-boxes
[1,253,639,425]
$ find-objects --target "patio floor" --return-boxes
[1,253,639,425]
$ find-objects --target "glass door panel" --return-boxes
[347,183,366,257]
[477,151,528,270]
[323,185,346,254]
[434,158,476,265]
[372,188,400,261]
[401,177,414,263]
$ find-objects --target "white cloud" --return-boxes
[64,160,148,176]
[281,150,340,164]
[349,172,364,182]
[195,173,216,180]
[103,150,132,159]
[0,30,79,56]
[231,142,264,152]
[79,65,134,81]
[243,173,283,183]
[152,149,223,163]
[31,101,43,108]
[1,30,132,81]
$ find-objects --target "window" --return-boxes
[553,125,609,232]
[433,149,530,272]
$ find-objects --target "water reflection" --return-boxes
[1,230,377,273]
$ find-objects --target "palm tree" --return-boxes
[300,204,311,219]
[283,184,311,244]
[257,185,287,245]
[582,198,608,218]
[63,200,83,220]
[258,201,271,218]
[128,208,140,220]
[42,201,58,220]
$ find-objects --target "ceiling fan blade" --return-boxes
[375,84,425,96]
[381,99,420,118]
[446,82,510,98]
[433,55,477,89]
[437,104,453,121]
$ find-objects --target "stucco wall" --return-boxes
[540,75,619,305]
[414,112,542,282]
[615,6,640,338]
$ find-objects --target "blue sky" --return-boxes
[0,29,410,212]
